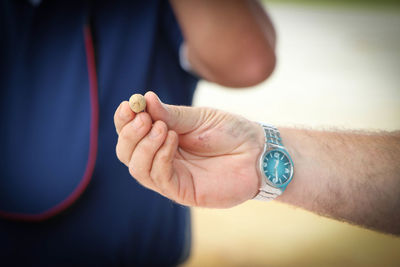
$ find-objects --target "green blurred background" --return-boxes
[183,1,400,266]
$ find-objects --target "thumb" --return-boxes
[144,91,203,134]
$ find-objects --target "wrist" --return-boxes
[274,128,311,205]
[253,123,295,202]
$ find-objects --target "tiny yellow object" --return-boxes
[129,94,146,113]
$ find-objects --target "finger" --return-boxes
[114,101,136,135]
[129,120,168,190]
[145,91,204,134]
[116,112,152,166]
[150,130,180,199]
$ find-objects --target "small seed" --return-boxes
[129,94,146,113]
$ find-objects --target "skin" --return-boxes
[170,0,276,87]
[114,92,400,236]
[115,92,262,208]
[114,0,277,207]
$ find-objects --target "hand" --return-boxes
[113,92,265,208]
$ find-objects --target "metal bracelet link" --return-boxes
[261,124,283,147]
[254,123,285,202]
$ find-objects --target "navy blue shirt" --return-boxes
[0,0,198,265]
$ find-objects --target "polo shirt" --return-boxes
[0,0,198,265]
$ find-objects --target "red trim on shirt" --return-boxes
[0,24,99,222]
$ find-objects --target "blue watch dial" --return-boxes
[262,149,292,186]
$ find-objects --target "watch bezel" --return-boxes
[259,147,294,189]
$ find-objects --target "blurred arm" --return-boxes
[170,0,276,87]
[279,128,400,235]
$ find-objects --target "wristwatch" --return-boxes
[254,123,294,201]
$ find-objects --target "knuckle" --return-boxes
[152,121,167,136]
[150,164,165,184]
[113,121,120,135]
[149,172,160,184]
[115,145,124,163]
[113,103,122,119]
[119,127,132,140]
[115,141,129,165]
[158,120,168,130]
[158,151,170,163]
[169,130,178,139]
[129,156,146,179]
[128,164,139,179]
[113,113,118,126]
[136,140,152,154]
[151,174,168,195]
[113,103,125,124]
[174,108,183,122]
[158,185,170,198]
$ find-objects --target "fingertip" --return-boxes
[144,91,158,106]
[144,90,156,98]
[154,130,178,163]
[120,101,135,120]
[150,120,168,139]
[114,101,123,117]
[115,101,136,134]
[166,130,179,146]
[168,129,178,138]
[157,119,168,132]
[134,111,152,127]
[145,92,167,122]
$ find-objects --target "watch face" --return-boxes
[262,149,293,186]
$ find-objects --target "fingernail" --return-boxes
[149,125,161,138]
[132,115,143,129]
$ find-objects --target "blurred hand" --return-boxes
[114,92,264,208]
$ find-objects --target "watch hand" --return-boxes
[274,159,279,169]
[274,159,279,183]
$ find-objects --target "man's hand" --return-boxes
[114,92,264,208]
[115,93,400,235]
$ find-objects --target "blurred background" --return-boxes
[184,0,400,266]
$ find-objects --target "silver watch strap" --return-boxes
[254,187,281,201]
[261,123,283,148]
[254,123,284,202]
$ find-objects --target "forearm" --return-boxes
[278,128,400,235]
[170,0,276,87]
